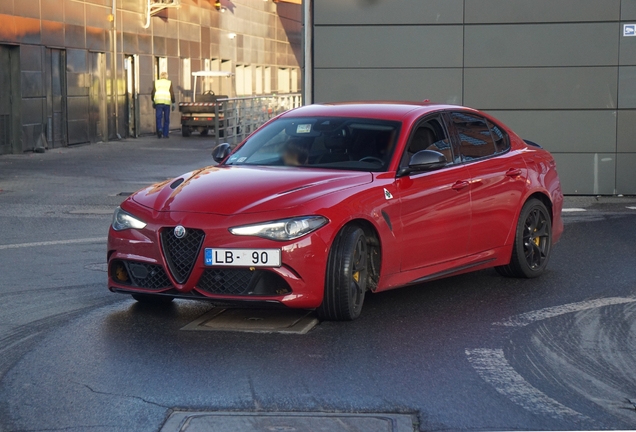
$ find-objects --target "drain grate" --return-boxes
[160,411,416,432]
[181,308,318,334]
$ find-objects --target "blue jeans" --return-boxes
[155,104,170,137]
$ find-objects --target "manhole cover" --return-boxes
[181,308,318,334]
[160,411,415,432]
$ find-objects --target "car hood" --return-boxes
[131,166,373,215]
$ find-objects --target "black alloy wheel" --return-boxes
[318,225,369,321]
[496,198,552,278]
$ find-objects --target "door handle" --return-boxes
[451,180,470,191]
[506,168,522,177]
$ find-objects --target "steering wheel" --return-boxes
[203,90,215,96]
[359,156,384,165]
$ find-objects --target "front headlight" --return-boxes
[112,206,147,231]
[229,216,328,241]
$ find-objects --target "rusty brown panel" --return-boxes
[41,0,63,22]
[166,38,178,57]
[138,34,151,55]
[86,27,107,52]
[153,36,166,56]
[14,0,40,19]
[64,23,86,49]
[14,16,41,45]
[179,39,190,58]
[41,20,65,47]
[0,14,17,43]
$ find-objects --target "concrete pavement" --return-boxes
[1,137,635,431]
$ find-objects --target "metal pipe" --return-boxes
[143,0,151,29]
[302,0,312,105]
[111,0,120,139]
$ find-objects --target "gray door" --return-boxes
[0,45,20,155]
[125,55,139,137]
[89,52,107,142]
[0,46,12,155]
[46,48,67,148]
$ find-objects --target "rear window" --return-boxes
[487,120,510,154]
[451,112,497,161]
[226,117,401,172]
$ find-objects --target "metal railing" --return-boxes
[214,94,302,146]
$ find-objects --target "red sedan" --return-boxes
[108,102,563,321]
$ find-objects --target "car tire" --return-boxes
[181,126,191,137]
[318,225,368,321]
[131,294,174,305]
[496,198,552,278]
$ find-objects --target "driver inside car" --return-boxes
[282,139,309,166]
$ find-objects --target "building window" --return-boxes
[255,66,263,95]
[235,65,245,96]
[278,68,290,94]
[182,58,191,91]
[264,67,271,94]
[210,59,221,94]
[244,65,253,96]
[155,56,168,79]
[291,68,298,93]
[221,59,232,97]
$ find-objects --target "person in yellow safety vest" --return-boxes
[151,72,176,138]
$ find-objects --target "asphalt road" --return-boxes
[0,136,635,431]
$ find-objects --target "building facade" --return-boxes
[0,0,301,153]
[308,0,636,195]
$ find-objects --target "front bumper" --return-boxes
[107,210,330,309]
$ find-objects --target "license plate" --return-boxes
[204,248,281,267]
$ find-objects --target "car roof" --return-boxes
[280,101,472,122]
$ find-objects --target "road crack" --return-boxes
[70,380,171,410]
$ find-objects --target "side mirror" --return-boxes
[212,143,231,163]
[397,150,447,177]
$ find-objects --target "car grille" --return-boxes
[196,269,292,297]
[197,269,255,295]
[111,260,173,290]
[160,227,205,284]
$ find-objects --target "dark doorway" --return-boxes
[125,55,140,137]
[89,52,107,142]
[0,45,21,155]
[45,48,67,148]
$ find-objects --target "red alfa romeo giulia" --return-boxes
[108,102,563,320]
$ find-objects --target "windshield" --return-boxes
[226,117,402,172]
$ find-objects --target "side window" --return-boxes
[401,116,457,167]
[450,112,497,161]
[487,120,510,154]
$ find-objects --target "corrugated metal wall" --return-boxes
[311,0,636,195]
[0,0,302,153]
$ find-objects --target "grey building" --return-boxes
[0,0,301,154]
[306,0,636,195]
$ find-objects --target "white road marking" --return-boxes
[561,208,587,212]
[494,297,636,327]
[468,297,636,421]
[0,237,107,250]
[627,206,636,210]
[465,348,589,422]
